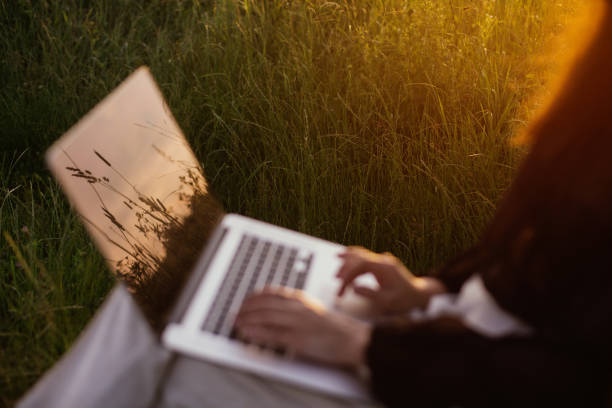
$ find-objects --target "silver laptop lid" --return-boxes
[45,67,222,325]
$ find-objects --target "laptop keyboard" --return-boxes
[201,233,314,338]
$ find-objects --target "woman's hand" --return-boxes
[336,246,446,315]
[235,288,371,370]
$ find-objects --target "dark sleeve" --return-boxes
[431,247,485,293]
[366,317,607,408]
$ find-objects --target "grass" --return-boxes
[0,0,579,405]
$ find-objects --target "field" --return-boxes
[0,0,579,404]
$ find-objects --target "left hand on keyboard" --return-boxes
[235,287,371,370]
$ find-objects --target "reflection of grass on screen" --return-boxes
[63,141,223,327]
[64,148,184,278]
[1,0,580,404]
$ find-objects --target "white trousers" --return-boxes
[18,284,379,408]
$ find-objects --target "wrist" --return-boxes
[412,277,447,308]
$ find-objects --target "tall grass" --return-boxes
[0,151,113,404]
[1,0,578,404]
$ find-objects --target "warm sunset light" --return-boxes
[4,1,609,406]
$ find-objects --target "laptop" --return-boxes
[45,67,375,400]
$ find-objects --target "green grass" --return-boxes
[0,0,578,404]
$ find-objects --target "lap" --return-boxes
[159,356,378,408]
[19,284,380,408]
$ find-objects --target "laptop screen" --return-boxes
[45,67,223,328]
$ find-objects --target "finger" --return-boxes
[352,285,379,300]
[337,257,390,297]
[235,309,300,329]
[246,286,293,300]
[336,247,368,278]
[337,259,364,297]
[337,247,392,286]
[336,251,372,296]
[337,246,366,260]
[338,261,398,297]
[259,285,295,296]
[336,253,356,279]
[248,286,310,305]
[243,287,301,305]
[239,296,303,318]
[238,324,295,348]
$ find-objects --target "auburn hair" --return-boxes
[439,0,612,344]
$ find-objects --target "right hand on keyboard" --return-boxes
[336,246,446,315]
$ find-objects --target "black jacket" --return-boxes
[366,251,612,407]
